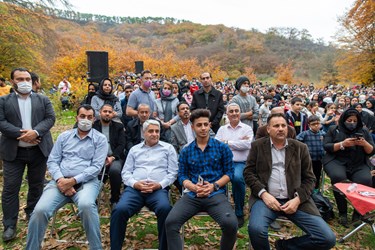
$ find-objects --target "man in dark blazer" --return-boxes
[125,103,166,153]
[0,68,55,241]
[190,72,224,134]
[93,104,126,206]
[244,113,335,250]
[170,102,195,154]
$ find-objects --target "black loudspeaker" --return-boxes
[135,61,144,74]
[86,51,109,83]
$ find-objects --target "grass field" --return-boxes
[0,110,374,249]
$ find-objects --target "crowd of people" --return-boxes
[0,67,375,249]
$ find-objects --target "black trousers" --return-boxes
[324,160,372,214]
[312,160,323,189]
[2,147,47,228]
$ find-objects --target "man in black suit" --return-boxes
[93,104,126,207]
[125,103,166,153]
[190,72,224,134]
[0,68,55,242]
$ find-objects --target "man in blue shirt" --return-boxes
[110,119,178,250]
[126,70,156,117]
[165,109,238,250]
[26,104,108,250]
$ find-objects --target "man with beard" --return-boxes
[190,72,225,134]
[0,68,55,242]
[170,102,195,154]
[93,104,126,208]
[26,105,108,249]
[244,113,335,249]
[165,109,237,250]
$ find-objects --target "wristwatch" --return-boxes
[213,182,220,191]
[340,142,345,150]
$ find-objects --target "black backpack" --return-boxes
[311,192,335,221]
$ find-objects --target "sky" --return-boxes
[65,0,355,42]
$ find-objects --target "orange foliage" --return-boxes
[49,44,227,101]
[244,67,258,84]
[336,0,375,86]
[274,62,295,84]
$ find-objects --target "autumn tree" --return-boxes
[335,0,375,86]
[274,62,295,84]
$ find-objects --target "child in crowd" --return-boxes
[285,97,308,135]
[296,115,326,192]
[322,103,338,132]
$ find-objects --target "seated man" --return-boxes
[244,113,336,249]
[170,101,195,154]
[125,103,166,153]
[110,119,178,250]
[26,104,108,250]
[93,104,126,207]
[215,103,253,227]
[165,109,238,250]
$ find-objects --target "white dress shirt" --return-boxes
[122,140,178,189]
[215,121,253,162]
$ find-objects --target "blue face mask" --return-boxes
[344,121,357,131]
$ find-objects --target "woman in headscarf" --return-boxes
[365,98,375,114]
[154,81,179,140]
[80,83,98,105]
[352,103,375,134]
[323,108,375,226]
[91,78,122,120]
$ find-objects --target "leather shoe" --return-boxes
[237,216,244,228]
[2,226,16,242]
[339,213,348,228]
[275,239,286,250]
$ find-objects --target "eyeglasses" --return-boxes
[201,76,210,80]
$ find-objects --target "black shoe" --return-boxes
[275,239,286,250]
[2,226,16,242]
[270,221,281,231]
[352,210,362,227]
[237,216,244,228]
[339,213,348,228]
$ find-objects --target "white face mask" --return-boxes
[240,86,249,93]
[265,101,272,106]
[17,81,32,94]
[77,119,92,132]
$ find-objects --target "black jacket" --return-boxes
[190,87,224,133]
[93,120,126,160]
[125,118,167,152]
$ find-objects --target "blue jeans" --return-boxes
[232,161,246,217]
[248,199,336,250]
[110,187,171,250]
[25,179,102,250]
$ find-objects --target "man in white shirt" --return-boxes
[110,119,178,250]
[216,103,253,227]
